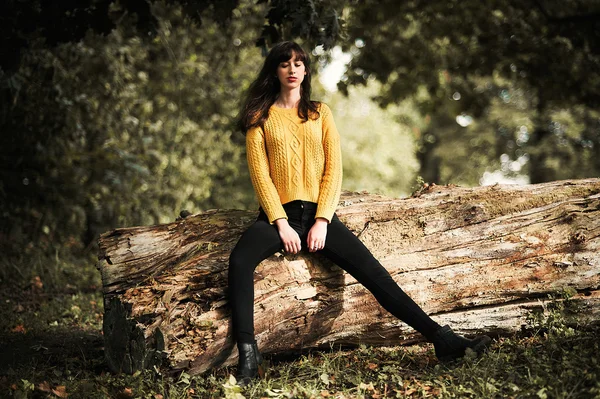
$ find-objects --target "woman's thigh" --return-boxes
[229,214,283,271]
[321,215,394,284]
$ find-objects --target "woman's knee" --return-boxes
[229,247,250,274]
[229,240,269,276]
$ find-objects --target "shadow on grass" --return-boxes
[0,327,104,375]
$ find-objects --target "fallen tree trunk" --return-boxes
[97,179,600,375]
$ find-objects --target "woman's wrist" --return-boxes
[314,217,329,225]
[274,218,289,228]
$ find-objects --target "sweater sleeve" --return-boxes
[316,103,343,222]
[246,125,287,223]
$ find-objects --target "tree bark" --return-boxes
[97,179,600,375]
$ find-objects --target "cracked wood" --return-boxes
[97,179,600,374]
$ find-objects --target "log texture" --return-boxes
[97,179,600,375]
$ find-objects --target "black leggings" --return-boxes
[228,200,441,344]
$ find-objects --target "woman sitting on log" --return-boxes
[229,41,491,387]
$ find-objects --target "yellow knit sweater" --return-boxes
[246,102,343,223]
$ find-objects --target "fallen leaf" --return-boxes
[52,385,68,398]
[12,324,26,333]
[367,362,378,370]
[320,390,330,397]
[319,373,330,386]
[154,395,163,399]
[31,276,44,290]
[359,382,375,391]
[37,381,51,392]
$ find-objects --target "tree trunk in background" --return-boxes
[97,179,600,375]
[416,125,441,185]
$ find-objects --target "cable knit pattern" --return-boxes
[246,103,343,224]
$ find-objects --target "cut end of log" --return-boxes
[103,297,165,374]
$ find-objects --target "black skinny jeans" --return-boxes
[228,200,441,344]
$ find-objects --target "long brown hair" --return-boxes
[239,41,320,133]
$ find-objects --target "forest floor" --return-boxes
[0,251,599,399]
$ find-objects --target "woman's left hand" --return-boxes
[307,218,328,252]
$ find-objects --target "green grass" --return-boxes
[1,250,599,398]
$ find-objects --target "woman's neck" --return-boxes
[274,89,301,109]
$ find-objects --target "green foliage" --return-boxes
[528,106,600,183]
[342,0,600,185]
[258,0,346,50]
[0,0,346,76]
[1,1,267,252]
[343,0,600,105]
[321,81,420,197]
[3,0,600,263]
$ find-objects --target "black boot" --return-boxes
[235,340,264,387]
[431,325,491,362]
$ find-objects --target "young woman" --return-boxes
[229,41,491,387]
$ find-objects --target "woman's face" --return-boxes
[276,53,307,91]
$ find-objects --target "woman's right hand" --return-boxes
[274,219,301,254]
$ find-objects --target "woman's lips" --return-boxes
[287,77,297,82]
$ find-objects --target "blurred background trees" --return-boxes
[1,0,599,257]
[342,0,600,185]
[1,1,265,253]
